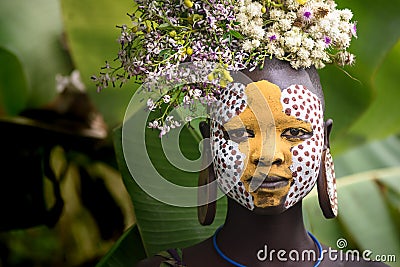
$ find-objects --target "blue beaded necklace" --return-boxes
[212,226,323,267]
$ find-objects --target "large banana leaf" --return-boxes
[109,125,400,266]
[334,135,400,178]
[96,225,146,267]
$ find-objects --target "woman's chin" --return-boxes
[250,192,287,215]
[252,204,287,215]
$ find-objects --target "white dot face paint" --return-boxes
[210,82,324,211]
[210,83,254,210]
[281,85,324,209]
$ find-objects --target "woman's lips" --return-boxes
[247,176,290,191]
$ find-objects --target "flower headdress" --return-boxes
[94,0,357,136]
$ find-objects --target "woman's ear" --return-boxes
[198,119,216,225]
[324,118,333,149]
[317,118,338,219]
[199,120,210,139]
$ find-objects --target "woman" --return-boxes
[136,59,388,266]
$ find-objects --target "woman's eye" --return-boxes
[282,128,312,139]
[224,128,254,142]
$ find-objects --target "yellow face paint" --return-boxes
[223,81,313,208]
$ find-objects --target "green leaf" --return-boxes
[347,40,400,140]
[333,135,400,178]
[61,0,138,127]
[0,47,29,115]
[229,30,244,40]
[158,23,173,30]
[159,49,172,58]
[96,225,146,267]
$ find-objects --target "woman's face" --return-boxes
[211,80,324,212]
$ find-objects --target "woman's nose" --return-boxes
[250,136,285,166]
[272,136,285,166]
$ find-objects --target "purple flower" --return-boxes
[351,22,357,38]
[324,36,332,46]
[304,11,312,19]
[269,35,277,41]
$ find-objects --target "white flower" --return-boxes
[183,95,191,105]
[242,40,253,51]
[290,60,301,69]
[236,13,248,24]
[269,9,284,20]
[251,39,261,48]
[285,0,300,10]
[247,2,263,17]
[163,94,171,103]
[252,25,265,39]
[174,120,182,127]
[302,37,315,50]
[336,51,355,66]
[319,18,331,32]
[194,89,202,98]
[279,19,293,31]
[159,125,171,137]
[148,120,159,128]
[285,11,297,21]
[298,47,310,60]
[336,33,351,49]
[189,88,202,99]
[314,61,326,69]
[340,9,353,20]
[147,98,156,111]
[284,29,302,52]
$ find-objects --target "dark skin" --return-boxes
[137,198,387,266]
[137,59,388,267]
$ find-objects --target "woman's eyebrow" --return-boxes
[223,117,247,131]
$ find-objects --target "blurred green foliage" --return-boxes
[0,0,73,112]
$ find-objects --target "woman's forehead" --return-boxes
[212,81,323,130]
[240,58,324,110]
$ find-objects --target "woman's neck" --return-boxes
[215,198,316,266]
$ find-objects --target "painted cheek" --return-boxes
[210,82,255,210]
[280,85,324,209]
